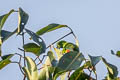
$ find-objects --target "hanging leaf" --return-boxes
[38,65,54,80]
[69,66,86,80]
[22,67,31,80]
[23,43,44,56]
[88,54,101,67]
[25,29,46,55]
[47,51,57,67]
[25,29,40,44]
[0,30,16,45]
[0,9,14,29]
[102,57,118,79]
[23,57,38,80]
[0,54,14,70]
[17,8,29,34]
[69,66,95,80]
[53,68,66,80]
[39,55,55,80]
[36,23,68,36]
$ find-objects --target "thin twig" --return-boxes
[36,57,42,66]
[18,48,25,52]
[22,32,26,67]
[21,32,26,80]
[46,32,72,49]
[68,71,71,79]
[11,61,24,75]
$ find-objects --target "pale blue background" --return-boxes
[0,0,120,80]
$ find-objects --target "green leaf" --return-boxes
[23,43,44,56]
[102,57,118,79]
[36,23,68,36]
[88,54,101,66]
[69,66,95,80]
[24,56,38,80]
[116,51,120,57]
[0,30,16,45]
[57,40,67,49]
[38,65,54,80]
[0,54,14,69]
[1,54,14,60]
[62,42,79,53]
[57,51,84,70]
[39,56,55,80]
[0,9,14,29]
[17,8,29,34]
[0,59,11,70]
[25,29,40,44]
[53,68,66,80]
[47,51,57,67]
[25,29,46,55]
[53,52,84,79]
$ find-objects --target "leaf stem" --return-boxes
[22,32,26,67]
[21,32,26,80]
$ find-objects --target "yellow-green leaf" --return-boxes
[36,23,68,36]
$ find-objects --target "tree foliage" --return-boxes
[0,8,120,80]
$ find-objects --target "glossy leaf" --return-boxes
[25,29,40,44]
[25,29,46,55]
[69,66,95,80]
[102,57,118,79]
[57,51,84,70]
[36,23,68,36]
[38,65,54,80]
[0,30,16,45]
[23,57,38,80]
[47,51,57,67]
[62,43,79,53]
[0,54,14,70]
[1,54,14,60]
[57,40,67,49]
[22,67,31,80]
[53,51,84,79]
[88,54,101,66]
[0,59,11,70]
[17,8,29,34]
[53,68,66,80]
[23,43,43,56]
[0,9,14,29]
[39,56,55,80]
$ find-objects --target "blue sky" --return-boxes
[0,0,120,80]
